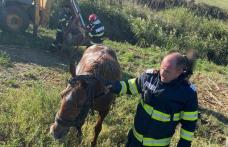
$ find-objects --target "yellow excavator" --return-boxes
[0,0,87,44]
[0,0,53,34]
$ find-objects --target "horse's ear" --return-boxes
[70,63,76,77]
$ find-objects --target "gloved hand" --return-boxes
[104,80,121,94]
[104,85,112,94]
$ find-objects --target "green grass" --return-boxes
[0,27,55,49]
[0,1,227,145]
[195,0,228,11]
[0,82,61,146]
[0,51,12,67]
[0,35,227,146]
[77,1,228,65]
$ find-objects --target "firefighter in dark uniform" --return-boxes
[49,2,73,51]
[106,52,198,147]
[86,14,105,45]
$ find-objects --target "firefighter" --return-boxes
[106,52,198,147]
[49,2,73,51]
[87,14,105,45]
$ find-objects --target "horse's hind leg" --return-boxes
[91,109,109,147]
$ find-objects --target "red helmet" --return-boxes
[88,14,97,22]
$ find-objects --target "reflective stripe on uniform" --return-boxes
[94,32,104,37]
[140,100,170,122]
[128,78,139,95]
[152,110,170,122]
[180,128,194,141]
[89,32,93,37]
[89,32,104,37]
[132,126,171,146]
[57,29,62,32]
[140,100,197,122]
[181,111,198,121]
[89,40,96,45]
[119,81,127,95]
[92,19,101,25]
[51,43,56,47]
[96,26,104,33]
[173,113,181,121]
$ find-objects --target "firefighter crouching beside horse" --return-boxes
[49,2,74,51]
[49,7,105,51]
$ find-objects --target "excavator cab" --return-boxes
[0,0,88,46]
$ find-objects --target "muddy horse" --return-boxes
[50,44,121,146]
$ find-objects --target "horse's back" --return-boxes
[76,45,121,80]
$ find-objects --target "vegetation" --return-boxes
[75,0,228,65]
[195,0,228,11]
[0,51,12,67]
[0,35,227,146]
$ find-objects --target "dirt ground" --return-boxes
[0,45,78,95]
[0,45,68,67]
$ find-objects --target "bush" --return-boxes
[129,7,228,64]
[49,0,228,65]
[0,51,12,67]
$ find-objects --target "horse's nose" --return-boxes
[50,124,61,139]
[50,123,69,139]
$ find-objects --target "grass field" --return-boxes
[0,30,227,146]
[0,0,227,146]
[195,0,228,11]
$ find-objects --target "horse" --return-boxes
[50,44,121,146]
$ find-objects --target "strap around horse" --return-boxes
[68,74,109,99]
[55,116,77,127]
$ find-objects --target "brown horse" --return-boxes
[50,44,121,146]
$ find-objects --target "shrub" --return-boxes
[49,0,228,65]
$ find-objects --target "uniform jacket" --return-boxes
[110,72,198,147]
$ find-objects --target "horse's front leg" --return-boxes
[91,110,109,147]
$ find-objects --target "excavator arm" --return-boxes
[70,0,86,28]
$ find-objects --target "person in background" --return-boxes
[49,2,73,51]
[87,13,105,45]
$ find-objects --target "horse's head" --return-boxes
[50,45,121,146]
[50,63,107,139]
[50,64,91,139]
